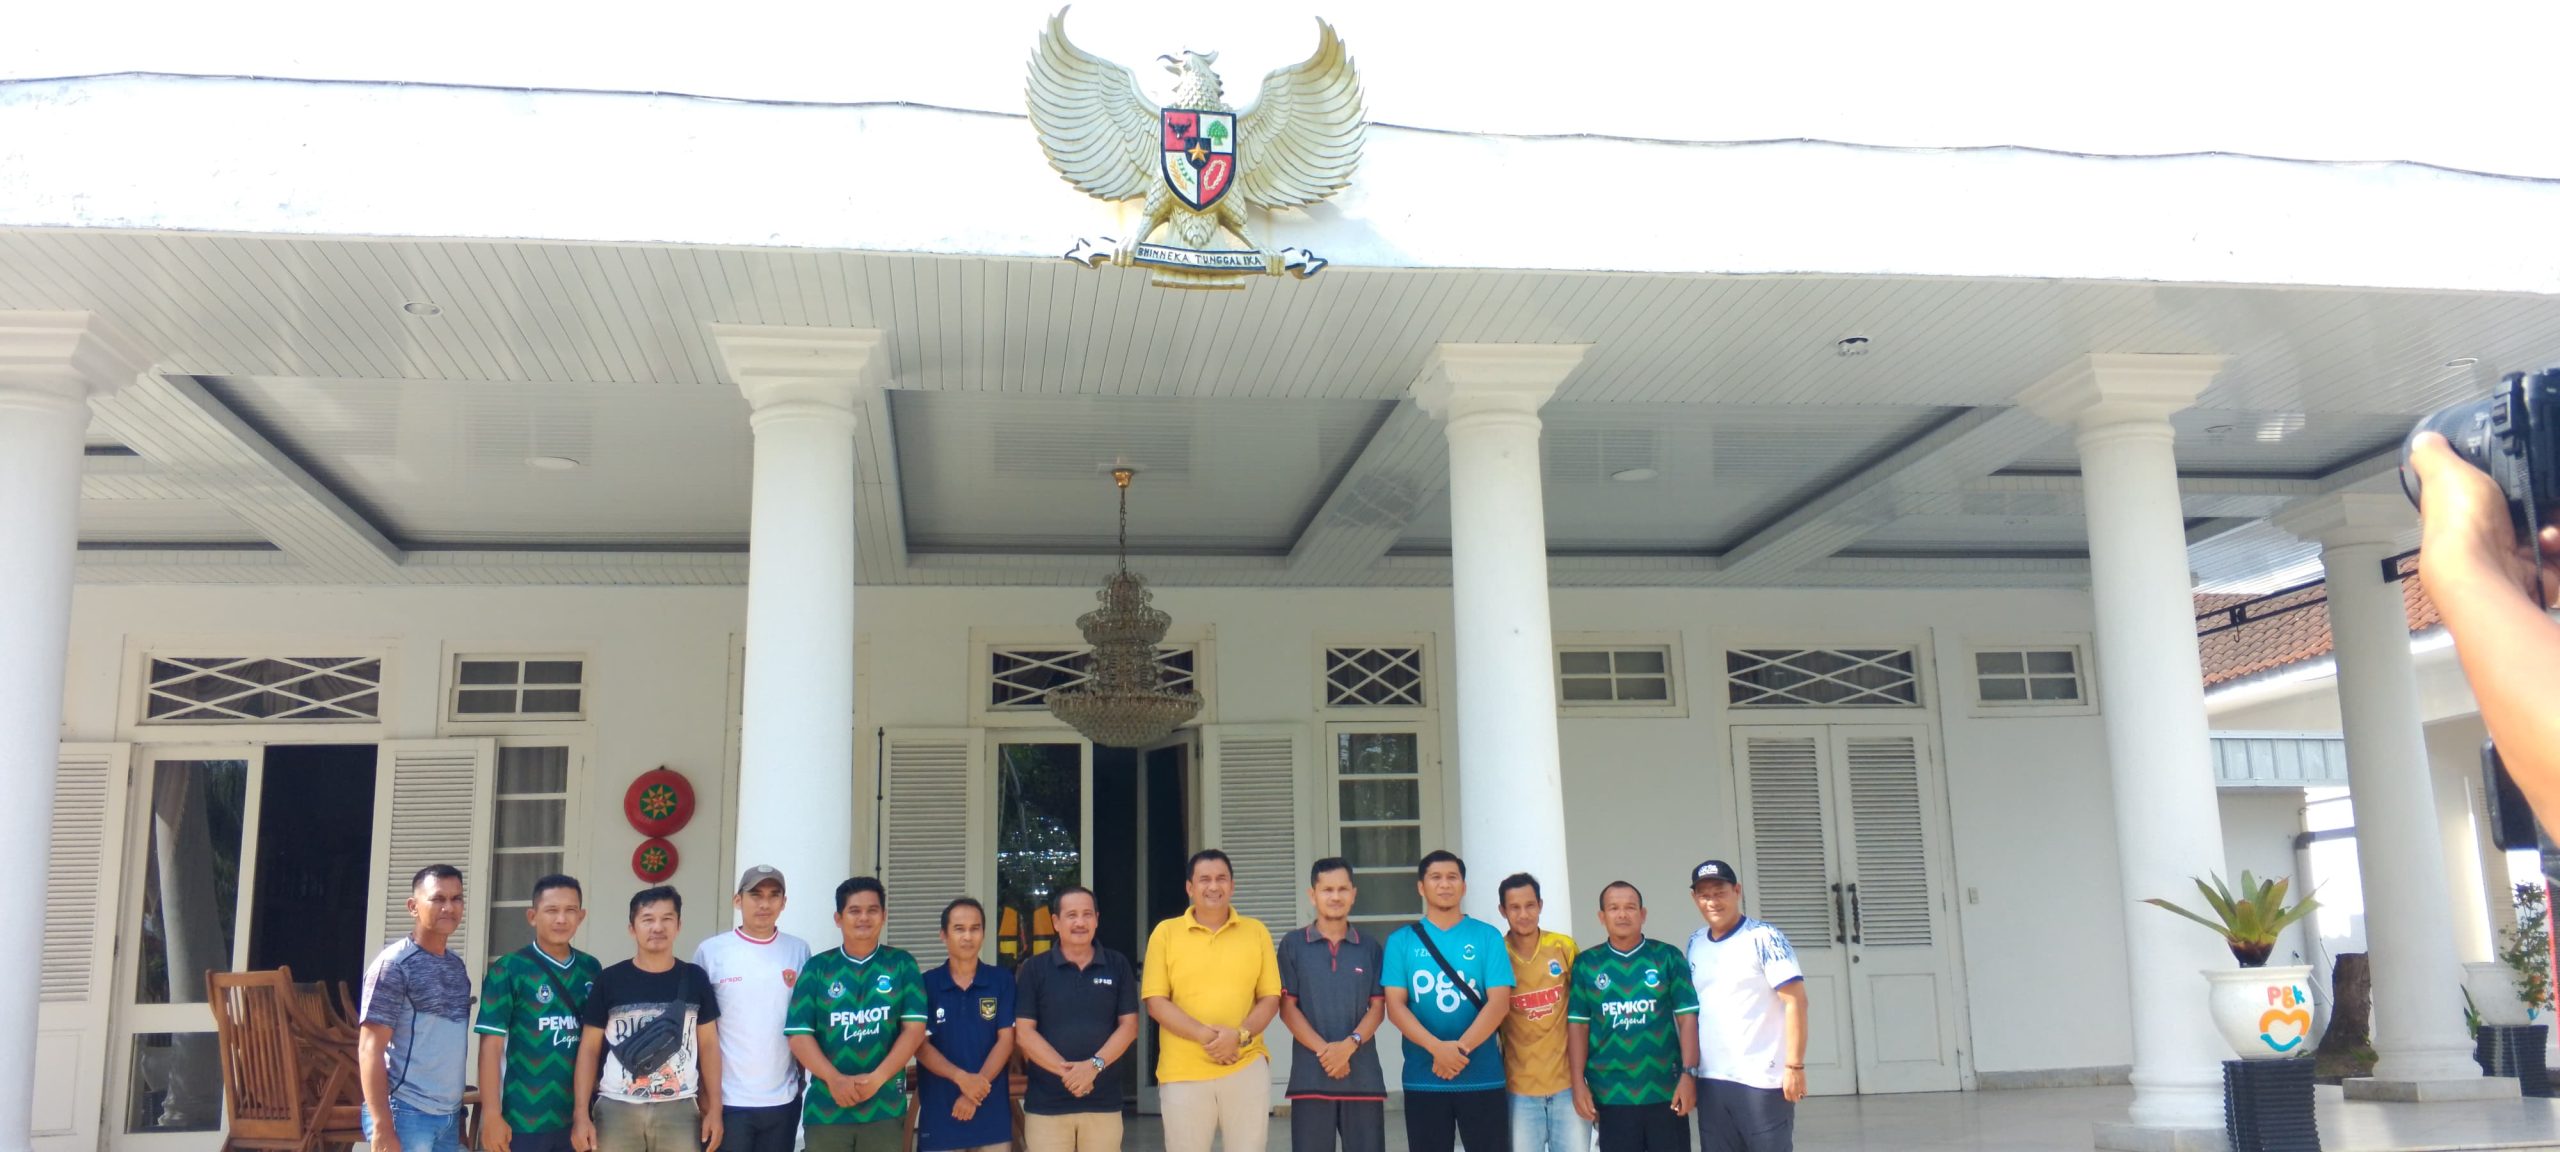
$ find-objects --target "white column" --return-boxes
[0,312,140,1152]
[2274,494,2512,1098]
[2422,720,2496,963]
[2020,355,2235,1139]
[1414,343,1589,929]
[711,325,884,946]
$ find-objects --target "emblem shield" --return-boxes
[1161,108,1236,211]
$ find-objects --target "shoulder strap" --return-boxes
[1413,924,1486,1009]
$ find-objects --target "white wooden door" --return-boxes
[1730,727,1857,1096]
[878,729,984,957]
[1829,727,1962,1094]
[366,739,497,978]
[106,747,261,1152]
[37,743,131,1152]
[1198,724,1310,935]
[1731,725,1962,1095]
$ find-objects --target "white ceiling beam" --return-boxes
[1714,406,2053,583]
[87,371,405,581]
[1281,401,1448,585]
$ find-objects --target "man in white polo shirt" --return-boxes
[1683,861,1806,1152]
[693,866,813,1152]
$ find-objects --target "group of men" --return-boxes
[353,847,1806,1152]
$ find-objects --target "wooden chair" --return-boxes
[208,968,365,1152]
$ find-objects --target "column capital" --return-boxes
[2018,353,2226,430]
[1411,343,1591,421]
[0,311,148,409]
[2272,491,2417,551]
[710,324,888,414]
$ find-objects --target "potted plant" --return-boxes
[2463,884,2552,1027]
[2147,872,2325,1059]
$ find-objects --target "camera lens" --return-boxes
[2402,395,2502,509]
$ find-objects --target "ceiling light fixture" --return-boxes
[1609,467,1660,483]
[2445,357,2480,368]
[1045,468,1201,748]
[1835,336,1871,357]
[402,300,443,317]
[526,456,583,471]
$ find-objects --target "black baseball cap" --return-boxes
[1690,859,1741,888]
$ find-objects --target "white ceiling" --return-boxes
[14,229,2538,589]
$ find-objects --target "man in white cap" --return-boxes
[1684,860,1805,1152]
[693,866,813,1152]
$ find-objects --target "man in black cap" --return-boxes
[1682,861,1806,1152]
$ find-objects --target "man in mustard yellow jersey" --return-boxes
[1499,874,1587,1152]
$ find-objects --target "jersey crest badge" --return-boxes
[979,996,1000,1021]
[535,983,554,1004]
[1547,959,1565,978]
[1595,973,1611,990]
[1460,944,1477,961]
[829,980,847,999]
[1644,969,1661,987]
[875,973,895,994]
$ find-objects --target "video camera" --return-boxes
[2400,366,2560,539]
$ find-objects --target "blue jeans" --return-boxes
[1511,1088,1591,1152]
[360,1100,463,1152]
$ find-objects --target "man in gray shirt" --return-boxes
[360,865,476,1152]
[1277,858,1387,1152]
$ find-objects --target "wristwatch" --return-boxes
[1348,1030,1365,1046]
[1089,1056,1107,1071]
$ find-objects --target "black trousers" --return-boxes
[1693,1079,1793,1152]
[1289,1097,1386,1152]
[1403,1089,1508,1152]
[1597,1101,1690,1152]
[722,1102,800,1152]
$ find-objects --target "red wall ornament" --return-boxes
[624,766,695,837]
[632,837,680,883]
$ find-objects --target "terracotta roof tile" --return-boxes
[2196,569,2439,688]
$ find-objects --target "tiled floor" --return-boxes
[1115,1086,2560,1151]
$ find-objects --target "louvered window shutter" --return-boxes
[1201,725,1309,937]
[34,744,130,1151]
[1732,728,1836,951]
[1837,730,1935,948]
[880,729,984,957]
[367,739,497,975]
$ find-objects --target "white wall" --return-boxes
[2216,791,2313,969]
[61,579,2134,1078]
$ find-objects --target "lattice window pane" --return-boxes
[1335,729,1426,935]
[144,656,383,722]
[1973,647,2084,707]
[1324,647,1425,707]
[1726,648,1919,708]
[988,647,1195,711]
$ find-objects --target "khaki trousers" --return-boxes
[1157,1057,1270,1152]
[1022,1111,1124,1152]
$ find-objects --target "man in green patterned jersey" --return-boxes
[785,877,928,1152]
[1567,883,1698,1152]
[476,875,603,1152]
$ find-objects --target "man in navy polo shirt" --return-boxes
[1013,887,1140,1152]
[1278,857,1386,1152]
[918,898,1018,1152]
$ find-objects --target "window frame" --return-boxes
[118,636,397,743]
[1320,719,1442,938]
[968,628,1218,729]
[1313,634,1435,717]
[446,653,590,725]
[1554,631,1687,717]
[1721,642,1929,711]
[1961,636,2101,718]
[480,736,591,957]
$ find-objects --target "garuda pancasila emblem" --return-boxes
[1027,7,1365,288]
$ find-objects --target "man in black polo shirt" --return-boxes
[1013,886,1140,1152]
[1277,858,1386,1152]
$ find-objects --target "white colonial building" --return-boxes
[4,5,2558,1151]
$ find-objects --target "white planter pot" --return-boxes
[2204,965,2324,1060]
[2465,960,2540,1027]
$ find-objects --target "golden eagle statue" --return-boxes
[1027,7,1365,286]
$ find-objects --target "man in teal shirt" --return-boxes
[1383,851,1515,1152]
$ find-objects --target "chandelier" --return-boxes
[1046,468,1202,747]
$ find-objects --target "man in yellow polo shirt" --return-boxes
[1141,849,1283,1152]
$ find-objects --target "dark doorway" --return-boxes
[1091,747,1140,964]
[246,745,377,992]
